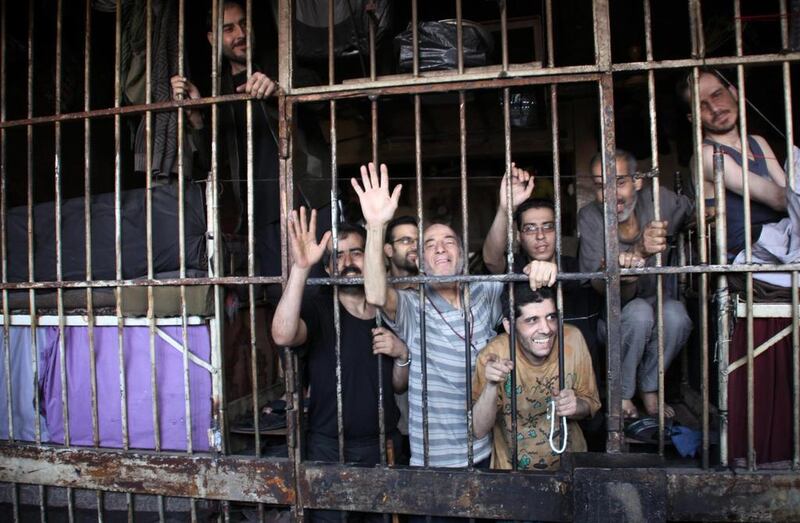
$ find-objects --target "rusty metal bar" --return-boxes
[712,145,730,468]
[458,89,474,467]
[733,0,756,471]
[642,0,668,457]
[414,93,429,467]
[456,0,464,74]
[0,0,10,447]
[328,0,334,85]
[329,100,345,465]
[500,0,509,71]
[545,0,554,67]
[501,87,519,470]
[550,81,567,455]
[411,0,419,77]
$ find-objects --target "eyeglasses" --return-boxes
[520,222,556,235]
[391,236,418,246]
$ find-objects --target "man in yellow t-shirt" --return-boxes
[472,283,601,471]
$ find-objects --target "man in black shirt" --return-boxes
[272,207,406,523]
[171,0,327,276]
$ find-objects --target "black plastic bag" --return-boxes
[395,20,494,72]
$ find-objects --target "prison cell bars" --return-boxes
[780,0,800,471]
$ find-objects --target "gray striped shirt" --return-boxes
[385,282,503,467]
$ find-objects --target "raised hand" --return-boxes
[499,162,535,212]
[288,206,331,270]
[351,162,402,226]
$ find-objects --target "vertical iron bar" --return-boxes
[368,12,387,468]
[544,0,554,68]
[328,0,335,85]
[459,90,473,467]
[643,0,667,457]
[688,0,711,468]
[411,0,419,77]
[779,0,799,470]
[499,0,509,71]
[502,88,518,469]
[414,94,429,466]
[0,0,11,447]
[550,83,567,453]
[712,145,729,469]
[733,0,756,471]
[456,0,464,74]
[26,2,46,519]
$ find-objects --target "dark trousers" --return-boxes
[306,431,401,523]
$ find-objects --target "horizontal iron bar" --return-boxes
[2,262,800,290]
[2,446,800,521]
[610,51,800,72]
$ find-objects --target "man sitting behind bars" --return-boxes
[472,283,600,471]
[684,69,789,262]
[352,162,558,468]
[481,165,599,350]
[578,150,693,419]
[271,208,404,522]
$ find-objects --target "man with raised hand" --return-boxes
[353,162,558,469]
[271,207,404,522]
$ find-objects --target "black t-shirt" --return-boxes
[301,292,399,441]
[231,71,280,225]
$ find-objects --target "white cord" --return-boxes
[548,398,568,454]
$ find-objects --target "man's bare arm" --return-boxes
[352,163,402,320]
[702,144,787,211]
[482,165,535,274]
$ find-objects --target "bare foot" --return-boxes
[641,391,675,418]
[622,399,639,419]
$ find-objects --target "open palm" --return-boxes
[289,207,331,269]
[351,162,402,225]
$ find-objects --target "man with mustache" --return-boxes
[272,207,403,523]
[685,69,788,260]
[472,283,600,471]
[353,163,557,470]
[578,150,693,419]
[170,0,327,277]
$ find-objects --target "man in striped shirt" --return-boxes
[353,162,557,468]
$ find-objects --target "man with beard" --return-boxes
[353,162,558,470]
[171,0,327,277]
[685,69,788,260]
[472,284,600,471]
[482,165,599,350]
[272,208,403,522]
[578,150,693,419]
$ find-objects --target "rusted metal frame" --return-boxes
[779,0,799,471]
[642,0,668,457]
[501,87,519,469]
[594,0,624,452]
[411,0,419,77]
[175,14,197,523]
[54,1,76,521]
[458,90,474,467]
[544,0,554,68]
[0,3,18,521]
[210,0,228,461]
[550,83,568,454]
[499,0,509,71]
[456,0,464,74]
[413,94,430,467]
[83,1,105,518]
[24,4,45,521]
[712,145,730,469]
[328,0,335,85]
[733,0,756,471]
[277,1,300,516]
[368,16,388,469]
[687,0,712,469]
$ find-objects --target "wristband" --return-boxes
[394,353,412,367]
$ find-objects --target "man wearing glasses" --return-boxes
[481,166,600,353]
[579,150,693,420]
